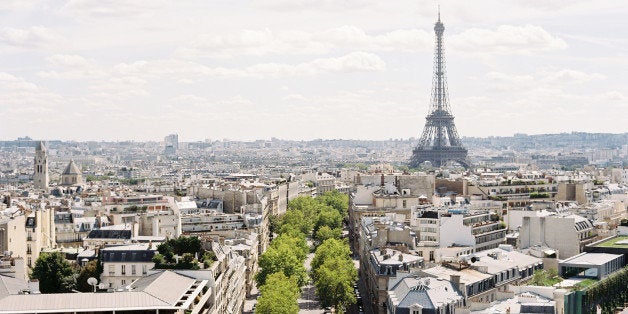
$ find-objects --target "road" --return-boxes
[298,242,325,313]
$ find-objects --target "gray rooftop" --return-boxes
[560,252,623,266]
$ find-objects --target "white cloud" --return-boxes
[177,26,432,58]
[0,26,64,50]
[38,54,108,79]
[0,0,39,11]
[115,52,385,80]
[0,72,64,122]
[450,25,567,54]
[540,69,605,84]
[245,51,385,77]
[60,0,168,20]
[177,24,566,59]
[252,0,377,12]
[480,68,606,94]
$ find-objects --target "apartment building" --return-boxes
[520,214,596,259]
[100,243,156,289]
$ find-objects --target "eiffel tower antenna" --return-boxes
[410,11,469,168]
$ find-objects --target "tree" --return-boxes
[287,197,320,227]
[172,236,202,255]
[76,260,102,292]
[314,256,357,312]
[314,206,342,234]
[256,242,308,287]
[279,208,312,235]
[152,253,165,267]
[31,252,78,293]
[157,242,175,263]
[312,238,351,272]
[256,272,300,314]
[271,233,308,262]
[317,191,349,217]
[315,225,342,243]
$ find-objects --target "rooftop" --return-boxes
[595,235,628,249]
[560,252,623,266]
[0,270,207,314]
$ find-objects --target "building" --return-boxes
[558,252,624,280]
[25,205,56,268]
[350,174,434,253]
[0,270,220,314]
[412,210,507,261]
[387,273,464,314]
[100,243,157,289]
[205,242,247,314]
[421,265,496,306]
[519,214,596,259]
[54,214,109,246]
[584,234,628,263]
[466,245,542,290]
[556,182,589,204]
[366,248,424,312]
[164,134,179,155]
[358,215,423,313]
[0,208,27,277]
[83,225,134,248]
[60,160,83,186]
[33,141,49,191]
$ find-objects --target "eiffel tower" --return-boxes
[410,12,469,168]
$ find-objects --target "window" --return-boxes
[121,279,126,286]
[109,265,115,276]
[402,200,407,208]
[131,265,136,275]
[121,265,126,275]
[142,265,147,275]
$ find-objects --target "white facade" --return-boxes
[100,243,156,289]
[519,215,595,259]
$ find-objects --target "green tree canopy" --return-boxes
[317,191,349,217]
[271,233,308,262]
[314,206,343,234]
[256,272,300,314]
[287,197,320,225]
[312,238,352,272]
[314,256,357,312]
[31,252,78,293]
[314,226,343,244]
[76,260,102,292]
[256,242,308,287]
[279,209,312,235]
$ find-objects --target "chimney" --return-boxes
[381,174,385,187]
[450,274,460,287]
[450,274,464,295]
[398,253,403,262]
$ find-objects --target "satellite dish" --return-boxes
[87,277,98,286]
[98,283,108,289]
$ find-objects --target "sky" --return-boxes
[0,0,627,142]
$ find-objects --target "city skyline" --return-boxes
[1,1,627,141]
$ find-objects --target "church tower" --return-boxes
[33,141,49,190]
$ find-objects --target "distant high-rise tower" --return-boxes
[33,141,49,190]
[410,12,468,168]
[164,134,179,155]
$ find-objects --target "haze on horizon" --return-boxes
[1,0,627,142]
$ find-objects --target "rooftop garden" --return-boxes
[597,236,628,248]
